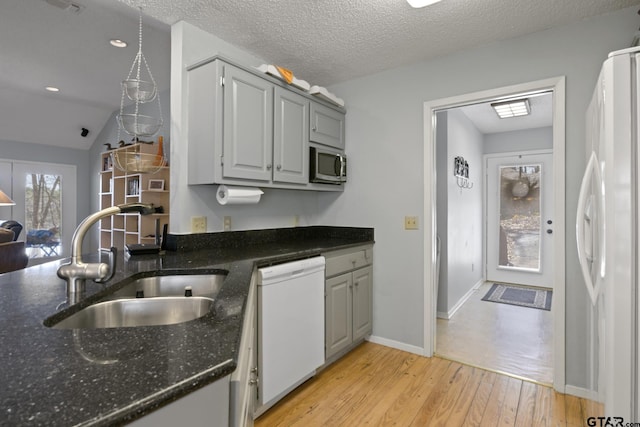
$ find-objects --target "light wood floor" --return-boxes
[255,342,602,427]
[436,282,553,384]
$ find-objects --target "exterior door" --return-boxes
[486,152,553,287]
[9,161,76,260]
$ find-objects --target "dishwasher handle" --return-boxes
[258,256,325,286]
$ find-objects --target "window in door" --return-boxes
[24,173,63,258]
[498,164,542,271]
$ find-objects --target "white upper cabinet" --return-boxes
[222,66,274,182]
[186,56,345,191]
[273,87,309,185]
[310,102,345,150]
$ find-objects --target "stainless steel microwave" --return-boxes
[310,147,347,184]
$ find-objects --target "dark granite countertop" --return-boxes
[0,226,373,426]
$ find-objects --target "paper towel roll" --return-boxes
[216,185,263,205]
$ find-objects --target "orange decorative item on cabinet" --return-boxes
[154,135,165,166]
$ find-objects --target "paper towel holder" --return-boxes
[216,185,264,205]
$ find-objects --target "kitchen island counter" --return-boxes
[0,226,373,426]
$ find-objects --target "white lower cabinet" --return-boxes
[324,245,373,362]
[230,272,257,427]
[129,376,230,427]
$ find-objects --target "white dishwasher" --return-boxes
[257,256,325,409]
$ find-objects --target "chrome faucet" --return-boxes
[57,203,155,301]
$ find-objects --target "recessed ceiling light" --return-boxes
[407,0,442,8]
[45,86,60,92]
[491,98,531,119]
[109,39,128,48]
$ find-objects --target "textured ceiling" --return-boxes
[120,0,640,87]
[1,0,638,149]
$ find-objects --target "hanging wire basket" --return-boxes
[112,149,166,175]
[116,8,163,141]
[122,79,157,103]
[117,114,162,137]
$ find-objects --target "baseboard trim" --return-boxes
[565,385,599,401]
[438,279,483,320]
[367,335,424,356]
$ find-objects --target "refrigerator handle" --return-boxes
[576,151,602,306]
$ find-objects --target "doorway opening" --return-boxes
[423,77,566,392]
[0,159,77,264]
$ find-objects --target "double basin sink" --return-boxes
[48,273,227,329]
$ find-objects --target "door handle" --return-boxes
[576,151,603,306]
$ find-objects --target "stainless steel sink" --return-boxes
[51,296,214,329]
[107,274,226,299]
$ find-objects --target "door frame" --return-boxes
[422,76,566,392]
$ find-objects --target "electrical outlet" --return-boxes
[293,215,299,227]
[191,216,207,233]
[404,216,419,230]
[223,216,231,231]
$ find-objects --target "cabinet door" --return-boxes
[325,273,353,360]
[223,65,274,181]
[273,87,309,184]
[352,266,373,342]
[310,102,345,149]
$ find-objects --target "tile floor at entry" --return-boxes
[436,282,553,384]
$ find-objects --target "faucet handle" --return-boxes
[94,246,118,284]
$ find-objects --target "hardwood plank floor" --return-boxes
[255,342,602,427]
[436,282,553,384]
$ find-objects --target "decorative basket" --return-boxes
[111,150,166,175]
[117,114,162,137]
[122,79,157,103]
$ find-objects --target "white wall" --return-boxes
[436,110,484,316]
[322,6,639,389]
[170,22,323,235]
[484,126,553,154]
[168,7,638,388]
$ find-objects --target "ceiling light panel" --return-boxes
[491,99,530,119]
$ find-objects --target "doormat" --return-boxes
[481,283,552,311]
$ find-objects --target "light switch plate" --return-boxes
[191,216,207,233]
[223,216,231,231]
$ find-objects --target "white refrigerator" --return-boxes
[577,46,640,419]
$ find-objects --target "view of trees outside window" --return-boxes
[24,173,62,257]
[498,164,541,271]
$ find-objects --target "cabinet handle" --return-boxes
[267,164,272,170]
[277,164,282,171]
[249,378,259,386]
